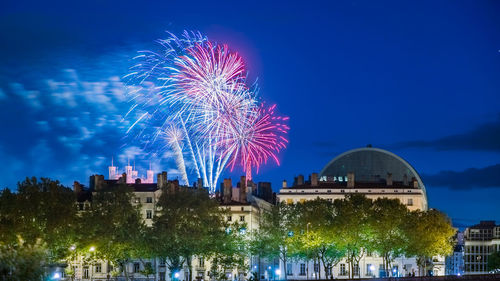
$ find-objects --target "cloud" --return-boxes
[393,115,500,152]
[422,164,500,190]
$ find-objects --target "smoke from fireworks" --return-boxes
[125,31,288,193]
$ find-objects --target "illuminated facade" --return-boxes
[277,146,434,278]
[69,171,274,281]
[464,221,500,274]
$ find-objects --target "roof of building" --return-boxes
[319,146,426,192]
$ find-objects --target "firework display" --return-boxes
[125,31,288,193]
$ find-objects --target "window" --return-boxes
[95,263,101,273]
[366,264,373,276]
[146,197,153,203]
[340,190,345,193]
[108,263,113,273]
[287,199,293,204]
[160,272,166,281]
[300,264,306,275]
[314,263,319,273]
[199,257,204,267]
[83,267,89,279]
[227,216,232,221]
[300,199,305,203]
[240,215,245,222]
[340,264,346,276]
[159,258,165,266]
[353,264,360,276]
[407,198,413,206]
[241,207,245,211]
[133,263,140,273]
[146,210,153,219]
[286,263,293,275]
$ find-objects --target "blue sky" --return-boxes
[1,0,499,227]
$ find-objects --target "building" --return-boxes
[464,221,500,274]
[278,146,427,211]
[277,146,432,278]
[68,163,274,281]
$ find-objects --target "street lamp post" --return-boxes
[306,222,311,280]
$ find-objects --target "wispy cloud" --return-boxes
[422,164,500,190]
[393,115,500,152]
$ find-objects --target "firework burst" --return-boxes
[125,31,289,193]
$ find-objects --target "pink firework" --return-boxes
[225,104,289,180]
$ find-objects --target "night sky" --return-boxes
[1,0,499,227]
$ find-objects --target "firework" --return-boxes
[125,31,289,193]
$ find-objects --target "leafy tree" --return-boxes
[77,183,146,281]
[0,236,47,281]
[371,198,408,276]
[208,221,248,281]
[152,183,227,281]
[488,250,500,272]
[333,194,374,279]
[251,202,296,281]
[403,209,455,276]
[291,199,345,279]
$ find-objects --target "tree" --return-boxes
[152,183,227,281]
[250,202,296,281]
[291,199,345,279]
[403,209,455,276]
[332,194,374,279]
[371,198,409,276]
[488,250,500,272]
[0,236,47,281]
[208,221,248,281]
[77,183,146,281]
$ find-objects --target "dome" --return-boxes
[319,147,426,193]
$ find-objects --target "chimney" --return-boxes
[223,178,232,204]
[403,174,408,186]
[157,171,168,189]
[282,180,287,188]
[347,172,355,188]
[197,178,203,189]
[170,179,179,193]
[386,173,393,186]
[135,178,141,184]
[239,176,247,203]
[412,177,419,188]
[311,173,318,186]
[297,174,304,185]
[73,181,83,193]
[118,173,127,184]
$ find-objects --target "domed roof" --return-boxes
[319,147,426,192]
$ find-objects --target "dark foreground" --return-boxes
[288,275,500,281]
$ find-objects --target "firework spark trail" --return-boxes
[164,125,189,185]
[125,31,289,193]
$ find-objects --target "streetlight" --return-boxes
[306,223,311,280]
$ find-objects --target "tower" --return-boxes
[125,158,133,183]
[108,157,117,180]
[146,162,154,183]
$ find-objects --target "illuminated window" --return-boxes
[287,199,293,204]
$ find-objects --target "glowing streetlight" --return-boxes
[369,265,376,271]
[275,269,281,276]
[69,245,76,251]
[89,246,96,252]
[52,272,61,280]
[174,272,180,278]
